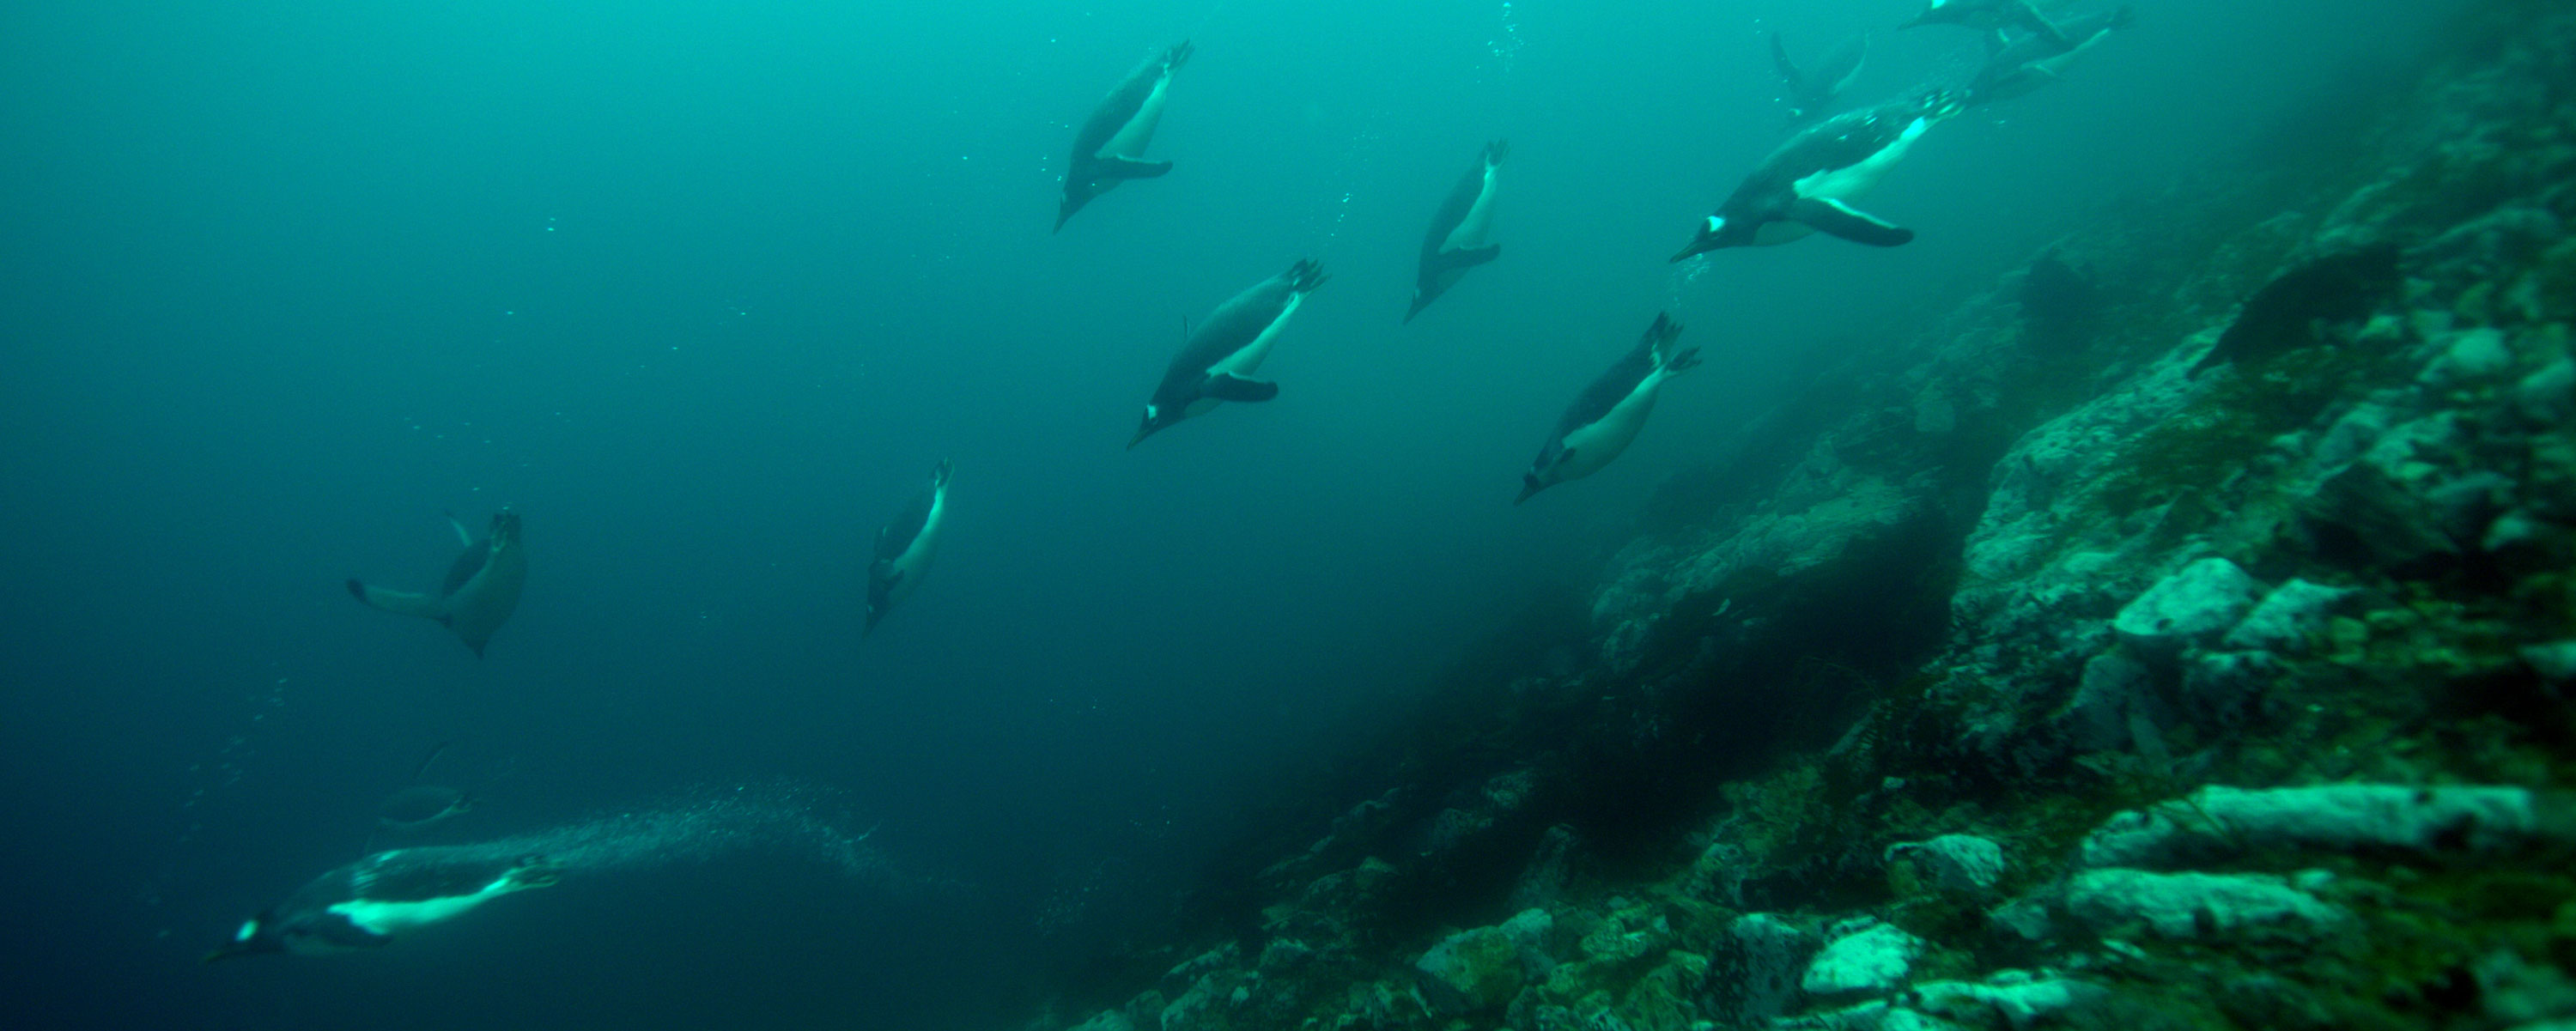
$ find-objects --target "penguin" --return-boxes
[1771,32,1868,124]
[1057,41,1194,233]
[866,458,952,634]
[1670,88,1965,261]
[1899,0,2071,46]
[1965,6,2133,107]
[1518,312,1703,504]
[348,511,526,658]
[1406,140,1508,324]
[204,847,558,961]
[1131,259,1329,447]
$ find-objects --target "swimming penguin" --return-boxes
[1899,0,2071,46]
[1670,88,1965,261]
[1771,32,1868,124]
[204,847,558,961]
[1057,41,1194,233]
[866,458,952,634]
[1965,6,2133,107]
[1131,259,1329,447]
[1406,139,1508,324]
[1518,312,1702,504]
[347,511,526,658]
[377,785,473,832]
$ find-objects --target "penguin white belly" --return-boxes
[1099,74,1170,159]
[1441,166,1500,252]
[1792,117,1928,201]
[327,876,516,937]
[884,488,945,607]
[1555,377,1664,481]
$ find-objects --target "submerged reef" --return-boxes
[1029,3,2576,1029]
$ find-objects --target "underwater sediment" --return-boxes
[1028,2,2576,1029]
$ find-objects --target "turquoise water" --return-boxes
[0,1,2464,1026]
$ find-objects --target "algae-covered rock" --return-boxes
[1414,925,1526,1014]
[2063,868,2348,941]
[1069,1010,1138,1031]
[1706,913,1818,1026]
[1885,835,2006,896]
[2111,557,2263,656]
[2078,784,2543,868]
[2221,578,2355,652]
[1801,920,1923,997]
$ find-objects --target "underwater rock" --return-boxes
[2518,356,2576,424]
[1801,920,1923,997]
[2078,784,2542,869]
[1787,972,2107,1031]
[1511,824,1582,911]
[1413,925,1528,1014]
[2190,242,2405,376]
[1885,835,2006,896]
[2063,868,2348,941]
[2520,640,2576,689]
[2300,413,2498,568]
[1069,1010,1139,1031]
[2178,650,2281,725]
[2420,327,2516,388]
[1707,913,1819,1027]
[2111,557,2263,657]
[2220,579,2355,653]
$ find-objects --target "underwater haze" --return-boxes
[0,0,2468,1027]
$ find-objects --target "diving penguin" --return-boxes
[1406,139,1508,324]
[205,847,558,961]
[1131,259,1329,447]
[1965,6,2133,107]
[1771,32,1868,125]
[1899,0,2071,46]
[347,511,526,658]
[1518,312,1703,504]
[1670,88,1965,260]
[1057,41,1194,232]
[866,458,952,635]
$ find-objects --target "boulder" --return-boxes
[1802,920,1923,997]
[2078,784,2542,869]
[2064,868,2347,940]
[2111,558,2263,657]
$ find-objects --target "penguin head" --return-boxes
[1671,215,1751,262]
[204,914,288,963]
[1515,471,1548,506]
[1129,404,1175,449]
[1899,1,1955,30]
[487,510,521,547]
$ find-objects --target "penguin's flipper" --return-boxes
[444,512,473,547]
[1097,156,1174,179]
[1789,197,1915,246]
[349,579,445,620]
[1434,244,1503,272]
[1200,373,1279,403]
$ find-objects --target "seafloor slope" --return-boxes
[1033,2,2576,1028]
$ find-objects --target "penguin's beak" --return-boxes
[1127,426,1153,449]
[1515,476,1545,506]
